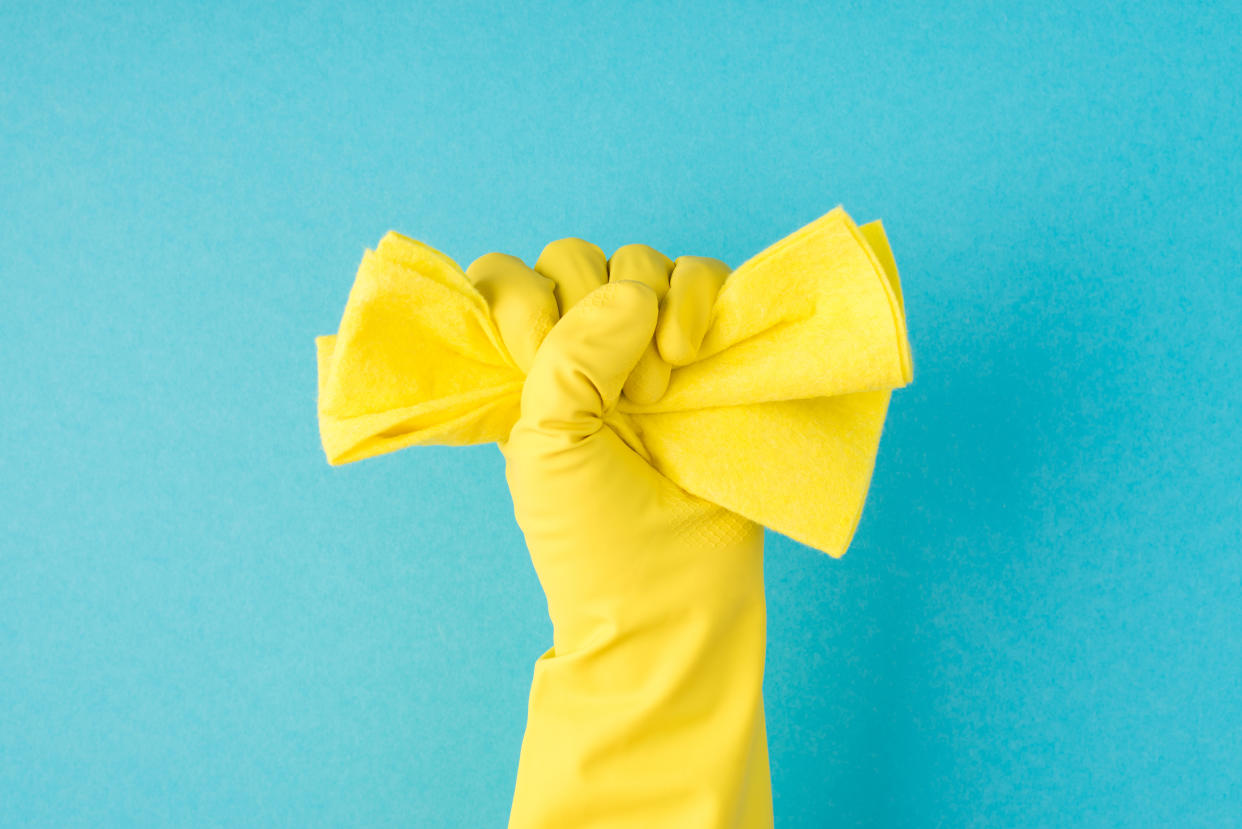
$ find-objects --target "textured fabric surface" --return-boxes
[315,205,914,557]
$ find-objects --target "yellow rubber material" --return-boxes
[500,274,771,827]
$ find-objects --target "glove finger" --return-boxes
[512,280,658,444]
[607,243,672,299]
[465,252,560,374]
[655,255,730,366]
[621,340,672,405]
[534,237,608,316]
[609,243,675,404]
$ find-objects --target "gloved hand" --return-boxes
[467,240,774,829]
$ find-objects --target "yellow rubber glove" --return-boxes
[478,242,772,828]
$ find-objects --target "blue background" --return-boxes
[2,1,1239,826]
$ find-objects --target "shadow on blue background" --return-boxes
[2,1,1238,826]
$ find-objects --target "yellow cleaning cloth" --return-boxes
[315,205,913,558]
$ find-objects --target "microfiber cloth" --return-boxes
[315,205,914,558]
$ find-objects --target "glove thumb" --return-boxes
[507,280,658,448]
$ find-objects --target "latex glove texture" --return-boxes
[480,242,773,828]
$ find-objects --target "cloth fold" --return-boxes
[315,204,914,557]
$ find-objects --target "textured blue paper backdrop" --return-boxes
[2,1,1239,826]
